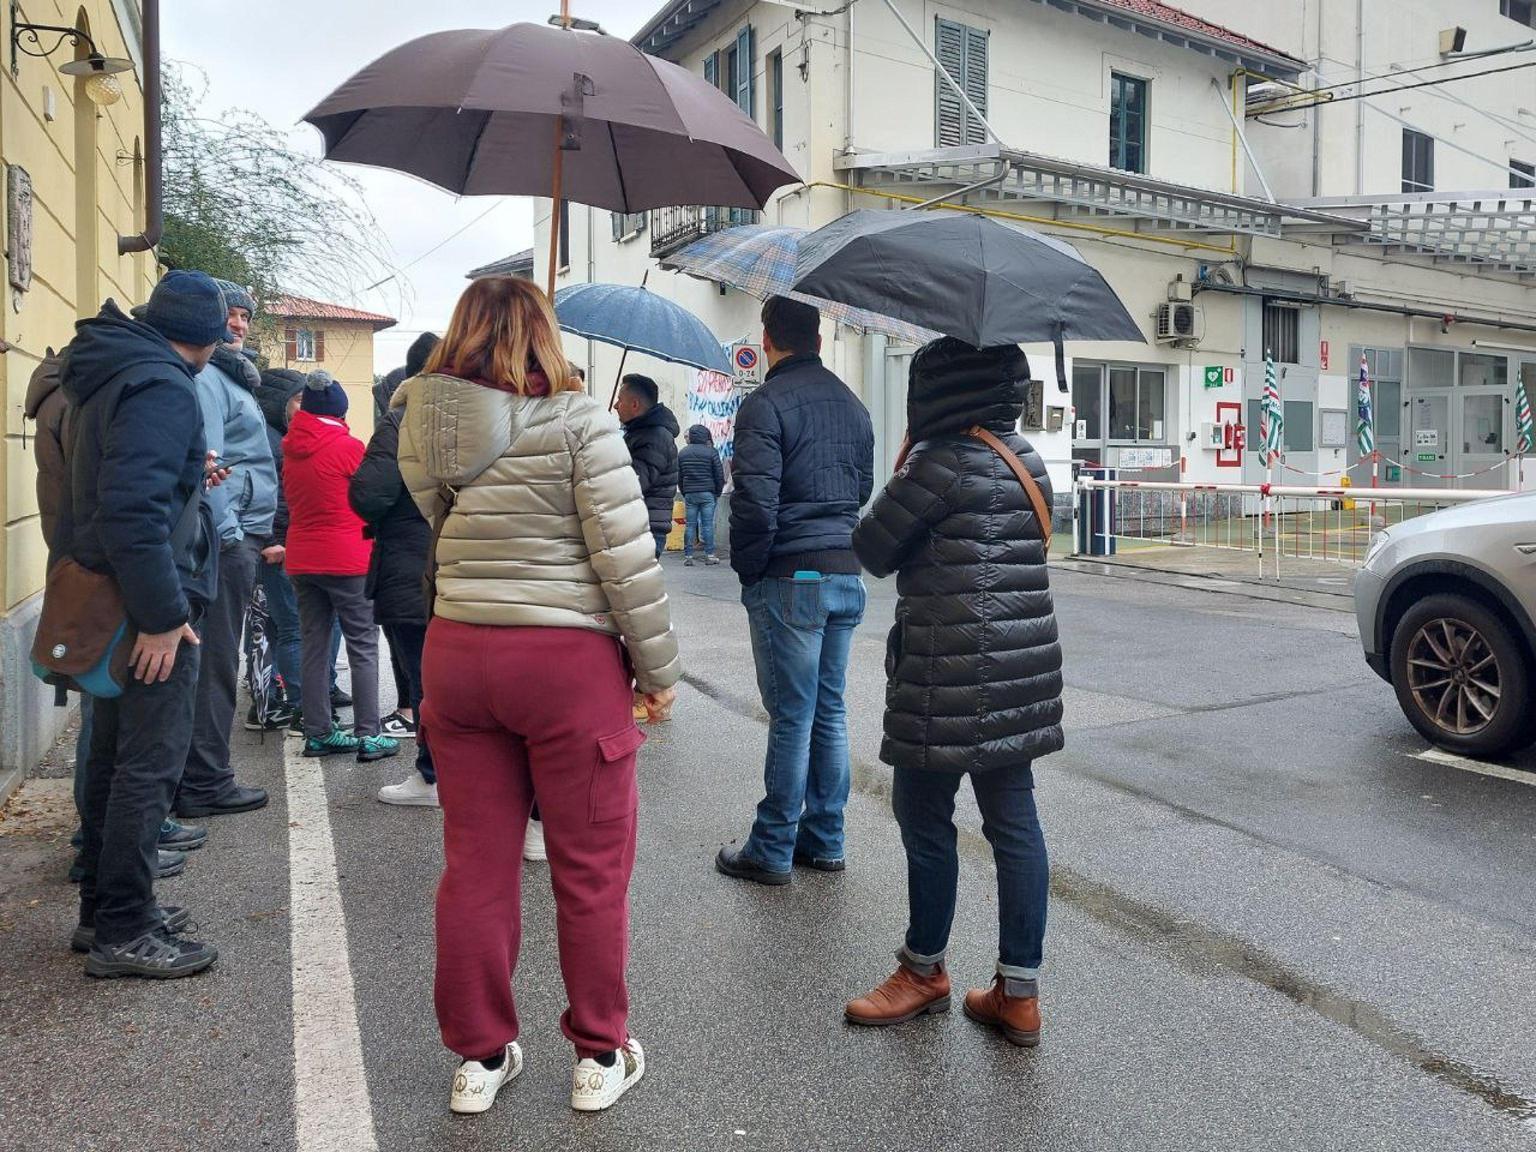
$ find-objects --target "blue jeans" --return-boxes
[260,561,339,704]
[684,493,717,558]
[740,573,866,871]
[892,763,1048,992]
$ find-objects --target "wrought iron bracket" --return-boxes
[11,3,100,78]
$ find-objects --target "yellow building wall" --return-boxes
[258,318,383,444]
[0,1,157,613]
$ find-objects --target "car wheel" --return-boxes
[1389,593,1532,758]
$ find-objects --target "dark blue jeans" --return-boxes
[79,638,202,945]
[740,573,866,871]
[683,493,717,558]
[892,763,1048,988]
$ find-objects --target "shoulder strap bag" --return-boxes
[890,428,1053,549]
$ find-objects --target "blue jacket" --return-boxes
[729,353,874,584]
[57,302,216,633]
[196,346,277,544]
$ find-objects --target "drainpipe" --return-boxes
[117,0,160,255]
[1355,0,1365,196]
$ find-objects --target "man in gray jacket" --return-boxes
[176,280,275,818]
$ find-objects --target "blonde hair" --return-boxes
[424,277,579,395]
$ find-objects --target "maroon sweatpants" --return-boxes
[422,620,644,1062]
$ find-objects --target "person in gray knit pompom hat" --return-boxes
[300,370,350,419]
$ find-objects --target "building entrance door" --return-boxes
[1407,392,1451,489]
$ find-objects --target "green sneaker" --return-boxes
[357,734,401,764]
[304,727,361,758]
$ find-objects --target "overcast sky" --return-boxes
[163,1,652,371]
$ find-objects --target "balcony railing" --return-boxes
[649,205,760,258]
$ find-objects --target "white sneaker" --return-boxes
[570,1038,645,1112]
[377,775,439,807]
[523,818,547,862]
[450,1041,523,1114]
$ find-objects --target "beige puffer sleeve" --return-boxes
[394,381,446,529]
[564,396,681,694]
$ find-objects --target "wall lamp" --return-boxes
[10,8,133,105]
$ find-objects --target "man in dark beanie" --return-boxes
[58,269,228,978]
[176,277,275,820]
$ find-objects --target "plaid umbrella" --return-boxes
[658,224,939,345]
[1262,351,1285,462]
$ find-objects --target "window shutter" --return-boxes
[962,25,988,145]
[934,18,965,147]
[284,327,297,363]
[704,53,717,89]
[735,25,755,118]
[314,329,326,363]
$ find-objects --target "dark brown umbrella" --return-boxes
[303,15,800,293]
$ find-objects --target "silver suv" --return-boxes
[1356,492,1536,758]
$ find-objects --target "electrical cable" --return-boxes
[1252,58,1536,116]
[362,199,511,292]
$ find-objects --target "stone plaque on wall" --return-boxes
[7,164,33,295]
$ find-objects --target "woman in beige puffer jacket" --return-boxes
[393,276,677,1117]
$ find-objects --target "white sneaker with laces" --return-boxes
[450,1041,523,1114]
[523,818,547,862]
[377,775,439,807]
[570,1038,645,1112]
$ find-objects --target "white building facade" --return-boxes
[536,0,1536,507]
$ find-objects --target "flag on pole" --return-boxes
[1356,354,1375,458]
[1262,351,1284,462]
[1517,374,1535,454]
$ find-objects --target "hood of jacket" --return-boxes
[23,349,63,420]
[285,408,354,461]
[625,401,680,440]
[686,423,713,445]
[375,367,405,418]
[907,338,1028,440]
[60,301,195,407]
[257,368,306,432]
[209,344,261,393]
[393,372,525,487]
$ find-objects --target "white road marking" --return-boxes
[286,743,378,1151]
[1412,747,1536,788]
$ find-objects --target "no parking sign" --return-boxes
[733,342,764,382]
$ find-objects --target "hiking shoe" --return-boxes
[570,1038,645,1112]
[378,774,438,807]
[381,711,417,739]
[704,554,721,566]
[523,818,547,863]
[331,687,353,709]
[158,818,207,852]
[304,727,361,758]
[157,849,186,879]
[85,927,217,980]
[357,734,401,764]
[450,1041,523,1115]
[175,785,268,818]
[715,844,791,887]
[72,905,191,953]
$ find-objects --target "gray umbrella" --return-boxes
[791,209,1145,389]
[304,20,800,292]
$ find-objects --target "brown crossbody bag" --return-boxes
[892,426,1053,549]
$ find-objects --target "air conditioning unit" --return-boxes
[1155,302,1201,345]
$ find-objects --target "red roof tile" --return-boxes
[1093,0,1303,65]
[267,294,397,332]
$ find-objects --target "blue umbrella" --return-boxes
[554,283,732,378]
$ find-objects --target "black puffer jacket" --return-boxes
[853,339,1064,774]
[678,424,724,496]
[348,409,430,624]
[255,369,305,546]
[622,402,680,536]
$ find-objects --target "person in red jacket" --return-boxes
[282,371,399,763]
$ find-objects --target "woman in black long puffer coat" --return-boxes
[844,337,1063,1048]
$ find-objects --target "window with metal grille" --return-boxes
[1402,129,1434,193]
[1513,159,1535,189]
[611,211,646,242]
[1262,302,1300,365]
[1501,0,1535,29]
[935,17,988,147]
[1109,73,1148,174]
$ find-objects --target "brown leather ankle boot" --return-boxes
[963,976,1041,1047]
[845,965,952,1026]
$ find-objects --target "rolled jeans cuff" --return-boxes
[898,944,945,978]
[997,960,1039,999]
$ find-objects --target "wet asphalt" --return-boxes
[1,559,1534,1152]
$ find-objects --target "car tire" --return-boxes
[1389,593,1533,759]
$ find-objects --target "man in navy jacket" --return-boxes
[718,297,874,885]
